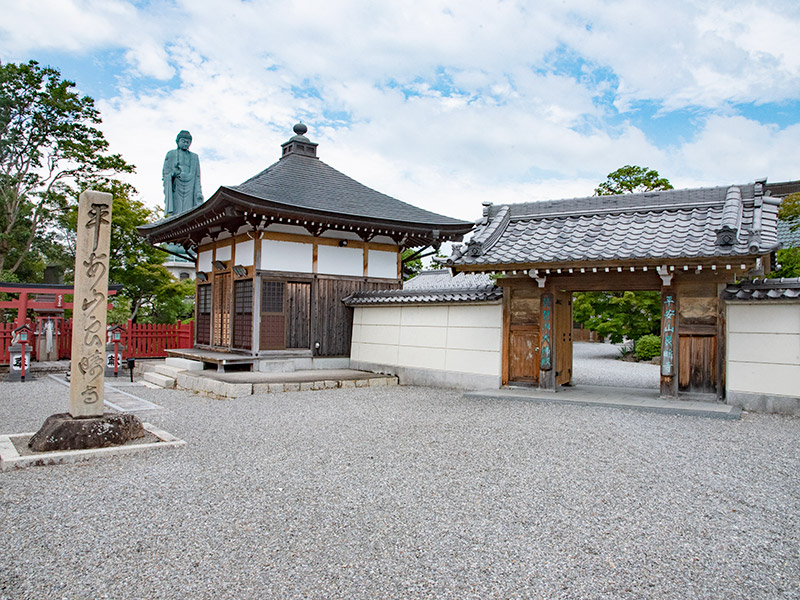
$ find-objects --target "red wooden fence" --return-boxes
[0,322,12,364]
[0,319,193,364]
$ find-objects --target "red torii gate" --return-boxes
[0,282,122,325]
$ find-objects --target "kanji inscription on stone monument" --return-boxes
[69,190,113,418]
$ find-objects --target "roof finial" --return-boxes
[293,122,308,136]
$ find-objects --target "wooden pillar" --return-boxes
[539,290,556,391]
[659,286,678,398]
[252,240,262,354]
[16,292,29,327]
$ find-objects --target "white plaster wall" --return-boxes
[726,303,800,397]
[235,239,254,267]
[351,303,503,382]
[215,245,232,261]
[260,239,313,273]
[197,250,212,272]
[318,245,364,277]
[368,249,398,279]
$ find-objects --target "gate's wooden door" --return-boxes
[508,287,540,384]
[555,290,573,386]
[679,335,717,393]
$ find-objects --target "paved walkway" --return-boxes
[47,374,163,412]
[465,384,741,419]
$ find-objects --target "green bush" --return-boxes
[635,334,661,362]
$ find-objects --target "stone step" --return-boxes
[257,359,297,373]
[155,364,184,378]
[143,371,176,389]
[165,357,204,371]
[252,375,399,394]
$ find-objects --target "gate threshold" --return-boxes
[465,384,741,420]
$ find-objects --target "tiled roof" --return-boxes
[445,182,782,268]
[778,220,800,248]
[723,278,800,301]
[343,270,501,306]
[227,152,470,228]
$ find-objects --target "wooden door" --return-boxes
[232,279,253,350]
[213,272,231,347]
[260,280,286,350]
[555,291,573,386]
[286,282,311,349]
[507,287,540,383]
[679,335,716,393]
[677,285,718,394]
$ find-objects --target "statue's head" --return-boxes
[176,130,192,150]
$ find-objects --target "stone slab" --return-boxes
[143,372,176,389]
[155,364,184,378]
[464,386,742,420]
[47,374,163,412]
[0,423,186,472]
[165,357,204,371]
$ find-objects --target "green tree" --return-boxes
[0,60,133,275]
[769,192,800,278]
[573,291,661,344]
[594,165,674,196]
[55,181,193,323]
[574,165,673,343]
[778,192,800,228]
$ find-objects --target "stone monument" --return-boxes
[163,130,204,217]
[28,191,143,452]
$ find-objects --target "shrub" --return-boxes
[635,334,661,362]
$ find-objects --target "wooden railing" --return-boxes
[0,319,193,364]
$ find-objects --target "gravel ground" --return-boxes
[573,342,660,389]
[1,377,798,600]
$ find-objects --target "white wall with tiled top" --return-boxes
[350,303,503,389]
[726,302,800,414]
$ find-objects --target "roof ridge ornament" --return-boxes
[716,186,743,248]
[281,122,319,159]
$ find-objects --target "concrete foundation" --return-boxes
[350,360,501,391]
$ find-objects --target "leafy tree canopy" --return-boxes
[594,165,674,196]
[573,291,661,344]
[767,192,800,278]
[54,181,192,323]
[778,192,800,230]
[574,165,673,343]
[0,60,133,275]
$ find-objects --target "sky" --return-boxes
[1,0,799,225]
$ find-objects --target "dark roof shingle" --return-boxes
[229,153,470,227]
[723,277,800,301]
[447,182,782,268]
[343,270,501,306]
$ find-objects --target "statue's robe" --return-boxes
[162,149,203,216]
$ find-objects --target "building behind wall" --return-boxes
[138,124,473,370]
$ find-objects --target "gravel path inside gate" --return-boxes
[573,342,660,389]
[2,378,798,599]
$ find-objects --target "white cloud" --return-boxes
[2,0,799,226]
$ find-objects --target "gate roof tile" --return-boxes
[443,181,784,269]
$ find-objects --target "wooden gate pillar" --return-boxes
[658,267,678,398]
[539,290,556,391]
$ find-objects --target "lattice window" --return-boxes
[196,284,211,345]
[262,281,284,313]
[233,279,253,349]
[213,272,231,347]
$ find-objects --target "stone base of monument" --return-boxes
[28,412,145,452]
